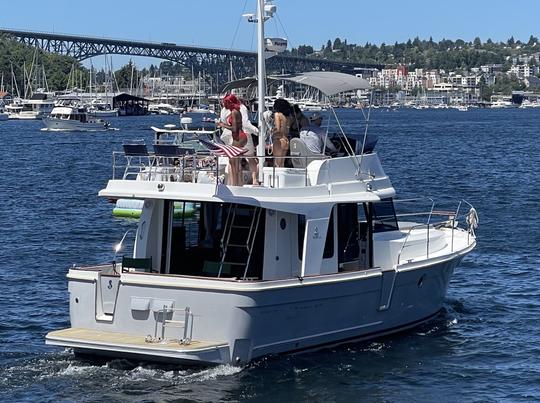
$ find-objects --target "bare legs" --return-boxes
[273,137,289,167]
[227,158,242,186]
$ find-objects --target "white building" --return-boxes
[509,64,539,79]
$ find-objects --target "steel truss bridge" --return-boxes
[0,28,381,91]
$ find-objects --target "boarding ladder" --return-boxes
[218,204,262,279]
[147,306,194,345]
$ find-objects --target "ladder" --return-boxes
[150,306,193,345]
[218,204,262,279]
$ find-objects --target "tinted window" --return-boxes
[372,198,399,232]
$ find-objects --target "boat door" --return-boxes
[337,203,372,271]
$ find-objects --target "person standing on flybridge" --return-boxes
[217,94,249,186]
[271,98,293,167]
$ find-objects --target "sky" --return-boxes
[2,0,539,69]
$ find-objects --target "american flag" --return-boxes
[199,137,248,158]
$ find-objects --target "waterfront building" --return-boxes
[509,64,539,79]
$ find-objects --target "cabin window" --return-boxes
[357,203,372,269]
[371,198,399,232]
[297,210,334,260]
[337,204,359,264]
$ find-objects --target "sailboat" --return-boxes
[46,0,477,365]
[186,71,215,114]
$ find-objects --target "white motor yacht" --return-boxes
[490,99,516,108]
[298,99,327,112]
[149,103,176,115]
[42,105,110,131]
[7,92,56,119]
[46,1,477,366]
[519,99,540,109]
[87,100,119,117]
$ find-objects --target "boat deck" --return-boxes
[46,328,230,364]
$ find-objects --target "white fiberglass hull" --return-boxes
[88,109,119,118]
[9,111,44,120]
[46,243,472,365]
[42,117,109,132]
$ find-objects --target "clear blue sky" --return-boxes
[2,0,539,68]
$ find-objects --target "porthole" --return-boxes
[280,218,287,230]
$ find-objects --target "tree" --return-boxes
[473,37,482,48]
[0,34,82,92]
[115,61,138,90]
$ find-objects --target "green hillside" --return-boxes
[0,34,85,94]
[289,36,540,71]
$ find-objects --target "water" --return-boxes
[0,109,538,402]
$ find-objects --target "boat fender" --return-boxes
[466,207,479,235]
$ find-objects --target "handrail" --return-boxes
[395,198,477,265]
[147,306,194,345]
[113,151,337,187]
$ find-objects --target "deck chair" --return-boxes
[122,143,150,179]
[121,256,153,273]
[290,138,325,168]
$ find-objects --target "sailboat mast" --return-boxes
[256,0,266,183]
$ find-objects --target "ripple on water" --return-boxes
[1,110,540,401]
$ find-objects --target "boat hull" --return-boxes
[88,110,119,118]
[47,250,468,365]
[42,117,108,132]
[9,112,44,120]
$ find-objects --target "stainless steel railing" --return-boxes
[395,198,477,265]
[112,151,335,187]
[147,306,194,345]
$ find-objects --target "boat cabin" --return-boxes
[125,196,401,281]
[49,106,90,122]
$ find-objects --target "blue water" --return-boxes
[0,109,538,402]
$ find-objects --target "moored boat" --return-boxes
[7,92,56,119]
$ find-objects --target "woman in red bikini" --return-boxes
[218,94,249,186]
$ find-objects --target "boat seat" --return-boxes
[152,144,198,181]
[122,143,150,179]
[290,138,325,168]
[121,256,154,273]
[153,144,195,158]
[123,143,149,156]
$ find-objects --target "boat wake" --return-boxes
[0,350,244,399]
[40,127,118,132]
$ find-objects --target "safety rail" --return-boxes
[146,306,194,345]
[395,198,478,265]
[112,147,338,188]
[113,149,221,184]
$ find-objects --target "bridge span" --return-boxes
[0,28,382,91]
